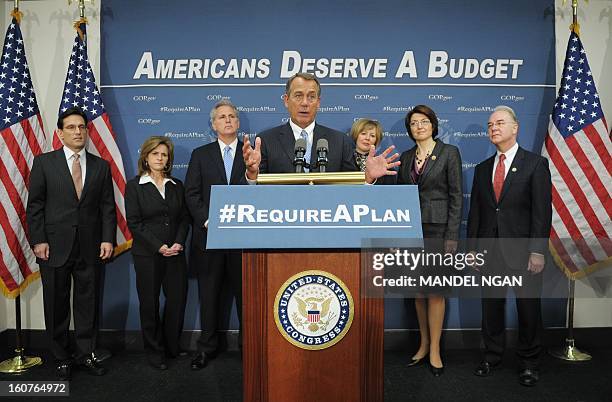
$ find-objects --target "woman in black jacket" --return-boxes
[125,136,190,370]
[398,105,462,376]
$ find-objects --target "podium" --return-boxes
[243,250,383,401]
[206,173,422,402]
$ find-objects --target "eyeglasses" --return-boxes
[409,120,431,128]
[289,93,319,103]
[63,124,87,132]
[487,120,510,129]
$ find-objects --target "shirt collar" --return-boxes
[218,137,238,153]
[289,119,316,140]
[139,173,176,186]
[63,146,86,161]
[496,142,518,160]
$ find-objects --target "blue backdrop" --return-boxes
[98,0,564,332]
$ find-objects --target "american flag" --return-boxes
[542,31,612,279]
[52,20,132,254]
[0,14,46,297]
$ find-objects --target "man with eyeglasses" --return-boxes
[242,72,399,182]
[468,105,552,387]
[27,107,116,380]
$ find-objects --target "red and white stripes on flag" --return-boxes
[52,19,132,255]
[541,30,612,279]
[0,13,47,297]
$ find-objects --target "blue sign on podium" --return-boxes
[206,185,423,249]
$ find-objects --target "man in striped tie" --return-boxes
[468,105,552,387]
[184,100,246,370]
[26,107,116,380]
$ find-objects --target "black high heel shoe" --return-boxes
[429,361,444,377]
[407,353,428,367]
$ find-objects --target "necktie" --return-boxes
[223,145,233,184]
[301,130,311,172]
[72,153,83,199]
[493,153,506,202]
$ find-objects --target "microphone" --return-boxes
[315,138,329,173]
[293,137,307,173]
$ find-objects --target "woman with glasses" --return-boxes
[125,136,191,370]
[398,105,462,376]
[350,118,383,171]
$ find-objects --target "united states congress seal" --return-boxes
[274,270,354,350]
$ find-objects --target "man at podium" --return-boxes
[242,72,399,182]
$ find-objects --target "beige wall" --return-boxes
[1,0,610,330]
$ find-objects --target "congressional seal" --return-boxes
[274,270,354,350]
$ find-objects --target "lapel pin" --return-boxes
[431,155,437,161]
[511,167,517,172]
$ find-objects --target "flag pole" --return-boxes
[64,0,112,364]
[0,296,43,373]
[0,4,43,375]
[549,0,592,362]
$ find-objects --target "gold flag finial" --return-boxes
[67,0,95,19]
[11,8,23,24]
[563,0,588,36]
[12,1,23,24]
[68,0,94,41]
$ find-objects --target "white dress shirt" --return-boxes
[139,174,176,199]
[491,142,519,182]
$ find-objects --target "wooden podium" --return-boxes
[242,172,383,402]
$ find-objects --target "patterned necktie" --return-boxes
[493,153,506,202]
[223,145,233,184]
[300,130,311,172]
[72,153,83,199]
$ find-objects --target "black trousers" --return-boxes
[192,248,242,354]
[133,253,187,357]
[39,239,100,361]
[481,243,543,369]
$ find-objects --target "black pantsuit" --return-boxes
[125,176,190,358]
[133,254,187,356]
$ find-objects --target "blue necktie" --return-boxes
[223,145,233,184]
[300,130,311,172]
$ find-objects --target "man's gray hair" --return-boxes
[210,99,239,125]
[493,105,518,124]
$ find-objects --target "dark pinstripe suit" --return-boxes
[184,141,246,354]
[26,148,116,361]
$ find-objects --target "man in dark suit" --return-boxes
[242,72,399,181]
[468,105,552,387]
[184,100,246,370]
[26,107,116,380]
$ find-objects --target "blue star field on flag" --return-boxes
[552,32,604,138]
[58,22,104,120]
[0,18,40,130]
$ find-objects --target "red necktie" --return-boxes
[493,153,506,202]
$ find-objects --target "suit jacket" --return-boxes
[184,140,247,251]
[257,123,357,173]
[26,148,116,267]
[125,176,191,256]
[467,146,552,270]
[397,141,463,240]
